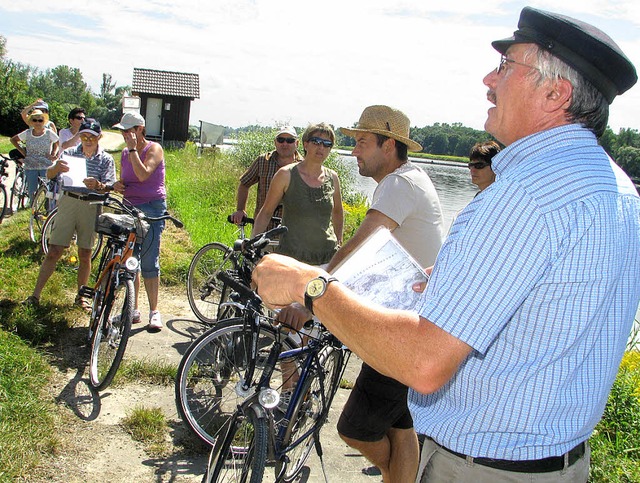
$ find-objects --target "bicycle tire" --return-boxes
[0,183,6,223]
[176,318,299,446]
[9,168,27,213]
[89,277,134,390]
[29,184,49,242]
[275,346,344,482]
[41,208,104,261]
[205,403,268,483]
[187,242,237,325]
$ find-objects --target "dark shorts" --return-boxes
[337,362,413,442]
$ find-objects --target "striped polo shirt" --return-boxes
[411,124,640,460]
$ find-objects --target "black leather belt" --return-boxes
[433,439,585,473]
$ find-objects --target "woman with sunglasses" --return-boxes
[59,107,87,150]
[10,109,59,201]
[468,141,500,192]
[252,122,343,266]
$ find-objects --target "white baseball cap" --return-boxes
[113,112,146,130]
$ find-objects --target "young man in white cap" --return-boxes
[252,7,639,481]
[230,125,303,229]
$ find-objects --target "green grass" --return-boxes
[0,330,60,480]
[121,406,169,456]
[113,357,178,386]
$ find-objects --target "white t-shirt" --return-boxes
[58,128,80,148]
[371,162,444,267]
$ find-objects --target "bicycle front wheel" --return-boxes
[176,318,299,446]
[29,185,49,242]
[89,277,134,390]
[187,242,237,325]
[9,168,27,213]
[205,403,268,483]
[276,346,345,482]
[0,184,7,223]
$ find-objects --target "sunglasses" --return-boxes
[308,137,333,148]
[468,161,492,169]
[80,135,98,142]
[32,119,44,123]
[276,137,296,144]
[73,116,86,121]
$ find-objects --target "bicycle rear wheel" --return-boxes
[187,242,237,325]
[275,346,344,482]
[205,403,268,483]
[0,184,7,223]
[29,185,49,242]
[42,208,104,261]
[9,168,27,213]
[176,318,299,446]
[89,277,134,390]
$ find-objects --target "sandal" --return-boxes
[74,294,91,312]
[22,295,40,306]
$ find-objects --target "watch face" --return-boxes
[307,278,325,297]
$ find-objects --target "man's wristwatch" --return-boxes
[304,275,338,315]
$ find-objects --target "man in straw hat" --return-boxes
[253,6,639,481]
[325,105,443,482]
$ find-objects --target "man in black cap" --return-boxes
[252,7,639,481]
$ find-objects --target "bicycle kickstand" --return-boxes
[314,436,330,483]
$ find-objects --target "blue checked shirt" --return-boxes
[410,124,640,460]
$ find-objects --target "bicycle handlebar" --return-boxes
[227,214,282,227]
[87,193,184,228]
[216,270,261,306]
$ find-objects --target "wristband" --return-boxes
[129,148,137,153]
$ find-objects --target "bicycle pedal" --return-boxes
[78,285,95,298]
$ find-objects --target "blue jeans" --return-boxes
[25,169,47,202]
[134,199,166,278]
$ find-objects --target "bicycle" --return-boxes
[186,214,280,326]
[40,205,104,261]
[176,224,291,446]
[0,154,9,223]
[77,192,183,391]
[30,175,59,243]
[203,273,350,483]
[7,149,27,214]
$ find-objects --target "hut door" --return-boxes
[146,98,163,136]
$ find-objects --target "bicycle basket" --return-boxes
[95,212,149,241]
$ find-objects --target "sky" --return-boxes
[1,0,639,133]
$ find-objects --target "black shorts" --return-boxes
[337,362,413,442]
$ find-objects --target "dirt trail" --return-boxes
[38,285,377,483]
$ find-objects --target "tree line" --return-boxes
[2,35,639,178]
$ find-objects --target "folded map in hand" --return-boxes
[331,227,428,312]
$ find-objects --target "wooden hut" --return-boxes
[131,68,200,145]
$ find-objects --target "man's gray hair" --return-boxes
[523,45,609,138]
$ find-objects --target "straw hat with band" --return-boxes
[27,109,49,126]
[340,105,422,153]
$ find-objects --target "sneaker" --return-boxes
[132,309,141,324]
[148,310,162,331]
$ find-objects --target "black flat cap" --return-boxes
[492,6,637,104]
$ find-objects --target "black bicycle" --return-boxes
[176,224,291,446]
[203,273,350,483]
[186,215,280,326]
